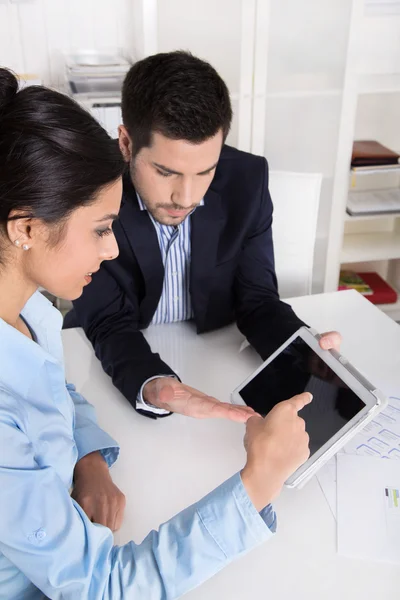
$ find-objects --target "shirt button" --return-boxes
[36,529,46,541]
[174,296,179,301]
[172,271,178,276]
[28,528,47,544]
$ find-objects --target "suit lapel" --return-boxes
[119,175,164,323]
[191,188,224,328]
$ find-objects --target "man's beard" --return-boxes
[130,163,200,225]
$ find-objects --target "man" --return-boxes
[68,51,340,420]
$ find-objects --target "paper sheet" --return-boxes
[316,456,337,519]
[316,396,400,519]
[337,453,400,564]
[342,396,400,460]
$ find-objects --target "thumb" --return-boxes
[243,414,264,451]
[157,381,177,405]
[245,414,264,435]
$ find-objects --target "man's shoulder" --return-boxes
[219,144,267,170]
[211,145,268,200]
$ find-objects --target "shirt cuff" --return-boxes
[136,375,175,416]
[195,472,276,560]
[76,430,120,469]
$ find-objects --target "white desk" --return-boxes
[63,290,400,600]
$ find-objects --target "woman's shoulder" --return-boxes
[22,290,63,330]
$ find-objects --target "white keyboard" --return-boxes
[347,188,400,216]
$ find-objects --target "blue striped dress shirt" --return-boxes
[136,194,203,414]
[136,194,204,325]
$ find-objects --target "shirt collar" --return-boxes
[0,291,63,399]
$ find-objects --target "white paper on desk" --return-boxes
[337,453,400,564]
[343,395,400,460]
[316,456,337,520]
[316,396,400,519]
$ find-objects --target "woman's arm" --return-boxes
[0,397,274,600]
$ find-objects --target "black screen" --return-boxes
[239,338,366,456]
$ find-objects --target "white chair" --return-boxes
[269,170,322,299]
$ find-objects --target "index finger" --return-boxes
[209,400,257,423]
[286,392,313,412]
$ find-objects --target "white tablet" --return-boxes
[232,327,387,488]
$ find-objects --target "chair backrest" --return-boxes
[269,170,322,298]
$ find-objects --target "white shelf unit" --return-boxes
[339,209,400,319]
[339,172,400,320]
[323,2,400,321]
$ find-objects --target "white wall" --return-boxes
[1,0,400,295]
[0,0,135,87]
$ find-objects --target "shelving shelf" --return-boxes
[370,285,400,321]
[350,165,400,176]
[358,73,400,95]
[346,187,400,220]
[341,231,400,263]
[379,291,400,318]
[345,211,400,221]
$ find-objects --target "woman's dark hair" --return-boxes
[0,68,125,247]
[122,51,232,156]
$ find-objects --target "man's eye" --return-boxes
[157,169,173,178]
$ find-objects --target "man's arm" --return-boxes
[72,264,256,422]
[72,265,177,417]
[234,158,306,360]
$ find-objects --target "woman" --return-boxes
[0,68,311,599]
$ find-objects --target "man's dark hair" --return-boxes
[122,51,232,156]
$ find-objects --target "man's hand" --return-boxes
[72,451,126,532]
[143,377,256,422]
[319,331,342,351]
[241,393,312,511]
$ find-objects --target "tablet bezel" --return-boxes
[231,326,387,488]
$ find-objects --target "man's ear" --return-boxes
[118,125,133,163]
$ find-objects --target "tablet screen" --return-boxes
[238,337,366,456]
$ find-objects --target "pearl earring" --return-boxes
[22,244,29,251]
[14,240,20,247]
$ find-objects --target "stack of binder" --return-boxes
[347,141,400,217]
[66,50,130,98]
[66,50,131,138]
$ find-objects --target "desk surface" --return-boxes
[63,291,400,600]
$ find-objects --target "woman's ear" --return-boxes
[6,211,48,251]
[6,211,32,249]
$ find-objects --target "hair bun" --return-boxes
[0,68,19,112]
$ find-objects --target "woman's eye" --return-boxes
[96,228,113,238]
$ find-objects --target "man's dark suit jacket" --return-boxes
[66,145,305,417]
